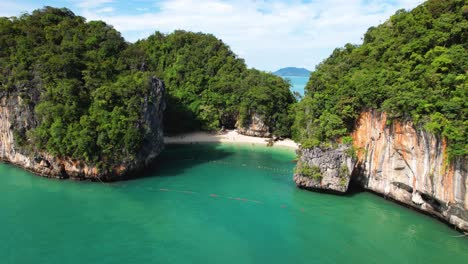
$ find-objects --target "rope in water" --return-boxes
[104,157,303,212]
[155,186,311,212]
[110,183,308,213]
[161,158,294,174]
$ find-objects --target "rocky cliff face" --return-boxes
[352,111,467,231]
[295,110,467,231]
[294,145,356,193]
[237,113,271,137]
[0,77,166,181]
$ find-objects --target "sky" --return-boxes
[0,0,423,71]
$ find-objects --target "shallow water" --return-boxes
[1,143,467,263]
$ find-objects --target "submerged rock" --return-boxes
[0,77,166,181]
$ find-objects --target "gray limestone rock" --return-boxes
[294,145,356,193]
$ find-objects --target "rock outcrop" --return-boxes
[295,110,467,231]
[352,111,467,231]
[294,145,356,193]
[237,113,271,137]
[0,77,166,181]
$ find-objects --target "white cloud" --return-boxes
[5,0,423,71]
[86,0,421,70]
[95,7,114,13]
[75,0,114,9]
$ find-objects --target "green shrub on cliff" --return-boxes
[338,165,349,179]
[296,162,322,180]
[293,0,467,158]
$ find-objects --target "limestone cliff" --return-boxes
[0,77,166,181]
[237,113,271,137]
[295,110,467,231]
[353,111,467,231]
[294,145,356,193]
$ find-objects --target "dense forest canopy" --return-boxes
[126,31,295,134]
[0,7,295,167]
[292,0,467,159]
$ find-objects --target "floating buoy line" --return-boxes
[144,186,308,212]
[105,157,309,212]
[109,183,312,214]
[159,157,294,174]
[109,156,468,237]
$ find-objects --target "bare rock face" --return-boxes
[352,110,467,231]
[294,145,356,193]
[0,77,166,181]
[237,113,271,137]
[294,110,468,231]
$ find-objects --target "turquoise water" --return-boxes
[1,143,467,263]
[282,75,309,96]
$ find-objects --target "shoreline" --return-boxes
[164,130,299,150]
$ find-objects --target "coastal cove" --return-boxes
[1,143,468,263]
[0,2,467,263]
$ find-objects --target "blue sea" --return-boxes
[281,75,309,97]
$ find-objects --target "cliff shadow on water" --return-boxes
[124,143,234,181]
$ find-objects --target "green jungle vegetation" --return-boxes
[0,0,466,167]
[130,34,295,134]
[292,0,467,159]
[0,7,295,165]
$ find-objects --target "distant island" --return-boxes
[273,67,310,77]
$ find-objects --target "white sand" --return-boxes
[164,130,299,149]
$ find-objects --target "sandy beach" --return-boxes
[164,130,299,149]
